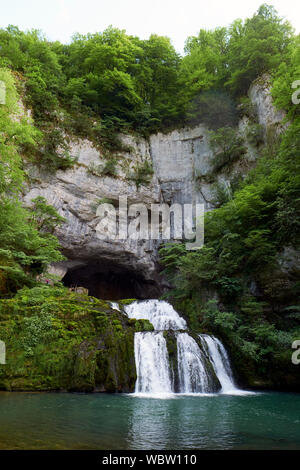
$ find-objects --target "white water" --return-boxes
[199,334,238,394]
[134,332,172,395]
[124,299,244,396]
[110,302,120,311]
[125,300,186,331]
[177,333,210,393]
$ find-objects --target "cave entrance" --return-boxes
[62,261,160,300]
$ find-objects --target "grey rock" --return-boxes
[23,79,285,296]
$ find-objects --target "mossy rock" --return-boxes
[164,331,178,391]
[134,319,154,332]
[118,298,137,307]
[0,286,137,392]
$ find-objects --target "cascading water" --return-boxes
[177,333,210,393]
[134,332,172,394]
[125,299,186,331]
[125,300,185,395]
[124,300,241,395]
[199,334,238,394]
[110,302,120,311]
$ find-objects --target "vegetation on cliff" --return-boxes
[0,3,299,390]
[0,4,295,163]
[159,44,300,389]
[0,69,64,293]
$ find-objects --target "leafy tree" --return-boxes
[209,127,246,172]
[0,69,64,294]
[181,28,228,98]
[29,196,66,233]
[272,35,300,120]
[226,4,292,95]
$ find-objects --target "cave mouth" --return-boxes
[62,261,160,300]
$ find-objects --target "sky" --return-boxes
[0,0,299,53]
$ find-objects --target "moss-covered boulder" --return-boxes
[0,285,150,392]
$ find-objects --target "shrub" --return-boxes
[128,159,154,189]
[238,96,258,121]
[88,159,118,178]
[211,180,233,207]
[101,158,118,177]
[246,123,264,147]
[209,127,246,173]
[36,127,77,171]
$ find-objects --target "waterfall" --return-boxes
[177,333,210,393]
[125,299,186,331]
[199,334,238,393]
[134,332,172,394]
[124,300,240,396]
[110,302,120,311]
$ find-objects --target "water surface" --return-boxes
[0,392,300,449]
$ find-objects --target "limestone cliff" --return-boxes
[22,77,284,298]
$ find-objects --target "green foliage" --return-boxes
[199,299,295,377]
[0,69,39,193]
[225,4,292,96]
[0,5,295,141]
[211,180,233,207]
[128,159,154,188]
[91,117,128,152]
[90,197,116,213]
[246,123,264,147]
[101,158,118,177]
[88,158,118,177]
[0,196,64,293]
[0,285,155,391]
[159,100,300,384]
[0,7,299,390]
[180,28,229,100]
[0,69,64,294]
[22,312,55,357]
[161,116,300,301]
[240,296,266,317]
[29,196,66,233]
[211,174,243,207]
[272,35,300,120]
[87,163,103,177]
[238,96,258,121]
[180,4,292,120]
[201,300,238,334]
[36,127,78,171]
[209,127,246,172]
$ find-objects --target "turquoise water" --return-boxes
[0,392,300,449]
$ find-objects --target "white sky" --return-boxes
[0,0,299,53]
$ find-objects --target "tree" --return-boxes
[181,28,228,96]
[0,69,64,294]
[226,4,292,95]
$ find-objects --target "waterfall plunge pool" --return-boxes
[1,391,300,449]
[2,300,297,450]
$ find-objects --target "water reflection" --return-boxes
[127,395,238,449]
[0,392,300,449]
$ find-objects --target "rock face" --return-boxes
[23,79,283,298]
[249,75,286,133]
